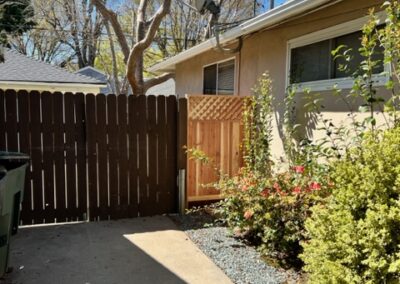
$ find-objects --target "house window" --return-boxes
[287,13,388,92]
[203,59,235,95]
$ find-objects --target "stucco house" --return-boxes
[149,0,388,159]
[0,49,106,93]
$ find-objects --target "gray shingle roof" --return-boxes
[146,78,175,96]
[0,49,104,85]
[75,66,108,84]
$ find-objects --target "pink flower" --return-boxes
[293,166,305,174]
[292,186,302,195]
[309,182,322,191]
[244,210,253,220]
[241,184,249,192]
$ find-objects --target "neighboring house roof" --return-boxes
[149,0,339,73]
[75,66,108,84]
[145,78,175,96]
[0,49,105,86]
[76,66,110,94]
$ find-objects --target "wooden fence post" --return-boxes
[177,96,188,214]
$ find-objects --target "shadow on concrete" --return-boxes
[3,216,187,284]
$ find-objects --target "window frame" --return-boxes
[202,57,237,95]
[286,11,389,93]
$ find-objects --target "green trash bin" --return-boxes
[0,152,29,277]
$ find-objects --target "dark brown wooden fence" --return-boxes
[0,89,178,224]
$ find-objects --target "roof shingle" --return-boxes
[0,49,103,85]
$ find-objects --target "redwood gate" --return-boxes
[0,89,178,224]
[184,95,245,203]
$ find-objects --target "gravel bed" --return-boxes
[171,213,299,284]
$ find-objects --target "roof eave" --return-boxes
[148,0,336,73]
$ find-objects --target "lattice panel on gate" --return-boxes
[188,95,245,121]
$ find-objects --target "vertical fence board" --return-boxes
[166,96,178,211]
[64,92,77,220]
[75,93,87,220]
[96,94,108,220]
[137,95,148,215]
[156,96,168,213]
[86,94,97,221]
[107,95,118,219]
[0,90,5,150]
[147,96,158,213]
[128,96,139,217]
[177,98,188,209]
[177,98,187,170]
[41,92,55,223]
[29,91,43,223]
[53,92,66,222]
[5,90,18,152]
[17,90,31,223]
[118,95,129,218]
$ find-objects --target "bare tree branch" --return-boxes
[104,19,121,95]
[144,73,174,93]
[91,0,130,62]
[126,0,172,95]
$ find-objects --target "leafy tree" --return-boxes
[0,0,34,62]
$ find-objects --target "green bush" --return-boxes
[301,127,400,283]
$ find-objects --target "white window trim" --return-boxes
[202,57,237,95]
[286,11,390,93]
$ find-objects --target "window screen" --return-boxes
[217,60,235,94]
[203,59,235,95]
[290,29,384,84]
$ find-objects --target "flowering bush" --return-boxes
[216,165,330,267]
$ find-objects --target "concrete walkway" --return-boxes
[4,216,232,284]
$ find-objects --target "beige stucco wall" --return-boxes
[0,82,103,94]
[175,0,387,160]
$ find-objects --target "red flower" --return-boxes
[292,186,302,195]
[261,188,270,197]
[309,182,322,191]
[293,165,305,174]
[244,210,253,220]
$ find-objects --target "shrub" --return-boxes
[216,166,331,267]
[301,127,400,283]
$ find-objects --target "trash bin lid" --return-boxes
[0,152,30,162]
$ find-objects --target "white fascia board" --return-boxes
[148,0,335,73]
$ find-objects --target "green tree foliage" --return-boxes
[0,0,34,61]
